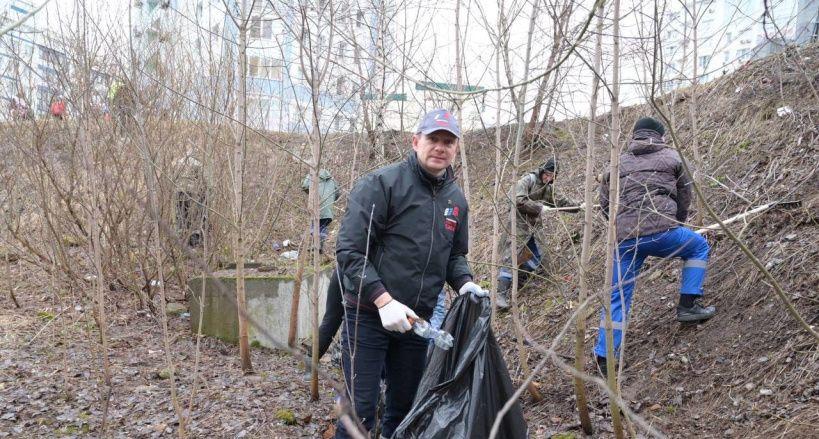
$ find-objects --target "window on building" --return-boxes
[356,10,364,27]
[336,77,346,95]
[338,41,346,57]
[248,55,260,77]
[737,48,750,60]
[250,17,259,38]
[726,32,732,42]
[699,55,710,69]
[267,59,283,80]
[262,19,272,39]
[250,17,272,39]
[723,51,730,63]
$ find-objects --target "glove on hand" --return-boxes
[459,281,489,299]
[540,205,555,219]
[377,299,419,333]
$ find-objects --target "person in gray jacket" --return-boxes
[594,116,716,377]
[333,109,487,439]
[302,169,340,253]
[495,158,583,310]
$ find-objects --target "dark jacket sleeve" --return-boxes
[599,171,610,220]
[675,158,692,222]
[335,174,388,304]
[515,174,543,216]
[446,206,473,291]
[334,181,340,201]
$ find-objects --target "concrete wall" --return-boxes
[188,268,330,350]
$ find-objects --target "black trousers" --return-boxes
[335,306,427,438]
[317,268,344,359]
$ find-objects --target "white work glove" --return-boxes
[377,299,419,333]
[459,281,489,299]
[540,205,554,220]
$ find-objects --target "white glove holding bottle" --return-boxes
[377,297,419,333]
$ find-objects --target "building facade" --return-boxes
[661,0,819,90]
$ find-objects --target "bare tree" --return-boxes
[601,0,625,436]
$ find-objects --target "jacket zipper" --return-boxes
[414,186,437,308]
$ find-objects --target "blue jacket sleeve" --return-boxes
[335,174,388,304]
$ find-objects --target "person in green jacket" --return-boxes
[302,169,340,253]
[495,158,583,310]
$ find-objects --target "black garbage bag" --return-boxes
[392,295,527,438]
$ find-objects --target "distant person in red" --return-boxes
[50,97,66,119]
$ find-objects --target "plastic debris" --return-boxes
[411,319,454,350]
[280,250,299,260]
[776,106,793,117]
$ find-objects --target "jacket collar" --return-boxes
[407,151,454,189]
[628,130,667,155]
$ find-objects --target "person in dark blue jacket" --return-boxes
[334,109,486,438]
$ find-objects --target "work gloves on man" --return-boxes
[377,282,488,333]
[540,202,586,218]
[459,281,489,301]
[377,298,419,333]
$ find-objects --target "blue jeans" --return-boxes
[595,227,709,358]
[336,307,428,438]
[498,236,542,280]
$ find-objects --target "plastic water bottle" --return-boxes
[412,319,454,350]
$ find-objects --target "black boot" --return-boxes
[596,355,608,378]
[676,295,716,322]
[496,278,511,311]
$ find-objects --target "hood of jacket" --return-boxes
[628,129,667,155]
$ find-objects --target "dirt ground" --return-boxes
[0,263,338,438]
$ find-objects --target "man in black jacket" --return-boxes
[334,109,486,438]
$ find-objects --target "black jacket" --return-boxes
[336,152,472,319]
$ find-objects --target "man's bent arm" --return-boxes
[515,174,543,216]
[336,175,389,304]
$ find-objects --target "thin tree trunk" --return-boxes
[5,252,19,308]
[490,17,503,320]
[454,0,473,252]
[573,5,605,435]
[603,0,624,435]
[235,0,252,373]
[128,4,187,432]
[78,1,112,434]
[506,0,543,402]
[689,0,704,225]
[308,76,323,403]
[288,230,310,348]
